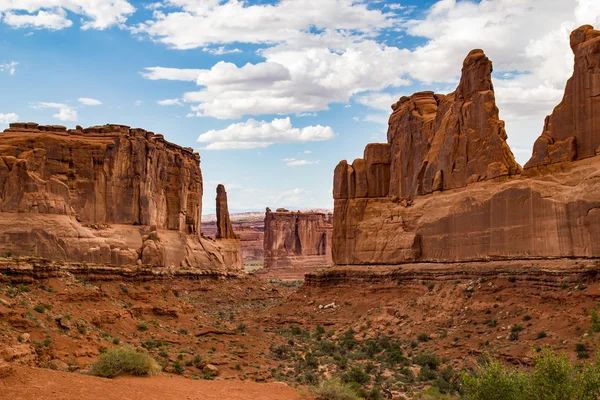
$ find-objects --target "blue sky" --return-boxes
[0,0,598,214]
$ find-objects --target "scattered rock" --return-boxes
[46,359,69,372]
[202,364,220,377]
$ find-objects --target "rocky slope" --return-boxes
[263,208,333,270]
[0,123,241,270]
[333,25,600,265]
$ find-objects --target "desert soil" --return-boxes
[0,365,305,400]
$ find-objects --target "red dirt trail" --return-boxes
[0,366,305,400]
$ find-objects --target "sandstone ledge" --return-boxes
[305,259,600,288]
[0,257,242,284]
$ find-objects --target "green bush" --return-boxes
[313,378,361,400]
[91,347,161,378]
[461,347,600,400]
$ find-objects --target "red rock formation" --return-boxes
[526,25,600,168]
[216,184,237,239]
[0,123,241,270]
[334,49,519,204]
[333,26,600,266]
[263,208,333,270]
[203,218,264,264]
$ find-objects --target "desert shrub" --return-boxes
[339,328,357,350]
[313,377,361,400]
[417,333,430,342]
[91,347,161,378]
[461,347,600,400]
[270,344,293,360]
[172,360,184,375]
[461,357,526,400]
[536,331,547,339]
[590,309,600,333]
[137,322,149,332]
[414,352,441,370]
[342,366,370,385]
[33,305,46,314]
[483,319,497,328]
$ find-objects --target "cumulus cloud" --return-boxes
[0,112,18,124]
[145,41,412,119]
[136,0,414,119]
[0,61,17,75]
[283,158,319,167]
[78,97,102,106]
[197,117,336,150]
[31,102,78,122]
[0,1,135,30]
[157,98,183,106]
[137,0,599,163]
[132,0,395,49]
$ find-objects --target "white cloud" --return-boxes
[134,100,143,106]
[0,61,18,75]
[0,1,135,30]
[157,98,183,106]
[78,97,102,106]
[304,150,312,154]
[354,92,402,111]
[0,112,18,124]
[31,102,78,122]
[202,46,242,55]
[136,0,413,119]
[283,158,319,166]
[2,9,72,30]
[141,66,203,81]
[132,0,395,50]
[197,117,336,150]
[145,40,412,119]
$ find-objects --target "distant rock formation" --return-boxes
[526,25,600,168]
[0,123,242,270]
[263,208,333,270]
[333,25,600,266]
[216,185,237,239]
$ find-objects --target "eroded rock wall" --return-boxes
[263,209,333,269]
[333,25,600,266]
[526,25,600,168]
[0,123,241,270]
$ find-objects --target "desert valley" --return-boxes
[1,3,600,400]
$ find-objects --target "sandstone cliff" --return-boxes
[263,208,333,269]
[526,25,600,168]
[0,123,242,270]
[333,25,600,266]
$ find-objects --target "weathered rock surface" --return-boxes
[333,26,600,266]
[335,49,520,203]
[264,208,333,269]
[0,124,241,270]
[526,25,600,168]
[216,185,237,239]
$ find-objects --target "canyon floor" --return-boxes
[1,258,600,399]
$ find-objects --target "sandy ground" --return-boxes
[0,366,306,400]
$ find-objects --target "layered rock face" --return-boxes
[0,123,242,270]
[264,209,333,269]
[333,26,600,265]
[526,25,600,168]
